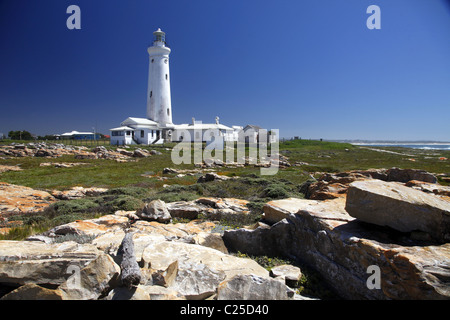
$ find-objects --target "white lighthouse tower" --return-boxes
[146,28,173,125]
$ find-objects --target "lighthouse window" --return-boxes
[167,108,170,116]
[150,91,152,98]
[151,59,154,63]
[165,74,168,80]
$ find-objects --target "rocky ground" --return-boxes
[0,166,449,299]
[0,142,160,162]
[0,142,449,300]
[0,202,304,300]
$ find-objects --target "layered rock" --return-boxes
[166,197,250,221]
[0,165,22,173]
[0,143,152,161]
[137,200,171,223]
[51,186,108,200]
[217,274,289,300]
[0,211,292,300]
[405,180,450,198]
[0,241,103,286]
[223,196,450,300]
[305,168,440,200]
[346,180,450,243]
[0,182,56,215]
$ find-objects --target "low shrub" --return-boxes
[49,198,99,216]
[106,195,143,211]
[105,187,150,199]
[51,213,86,226]
[262,184,290,199]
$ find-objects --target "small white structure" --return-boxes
[110,118,166,146]
[60,130,100,140]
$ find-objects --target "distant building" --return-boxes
[241,125,263,144]
[60,130,101,140]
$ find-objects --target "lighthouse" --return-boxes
[110,28,244,147]
[146,28,173,125]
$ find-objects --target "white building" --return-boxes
[110,28,263,147]
[110,117,162,145]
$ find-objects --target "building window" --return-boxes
[141,130,144,138]
[151,59,154,63]
[126,131,131,136]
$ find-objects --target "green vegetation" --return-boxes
[1,140,448,240]
[1,139,449,298]
[0,190,146,240]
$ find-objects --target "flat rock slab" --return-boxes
[346,180,450,242]
[0,182,56,214]
[0,241,102,286]
[263,197,352,225]
[217,274,289,300]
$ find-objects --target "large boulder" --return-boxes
[166,198,250,222]
[1,283,63,300]
[58,253,120,300]
[137,200,171,223]
[386,167,437,183]
[217,274,289,300]
[0,241,102,286]
[304,168,440,200]
[140,239,269,282]
[346,180,450,242]
[223,197,450,299]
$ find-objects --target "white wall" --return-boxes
[147,42,172,125]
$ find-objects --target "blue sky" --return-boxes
[1,0,449,141]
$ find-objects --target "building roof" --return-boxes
[121,117,159,127]
[243,124,263,131]
[174,123,233,131]
[61,130,96,136]
[109,126,134,131]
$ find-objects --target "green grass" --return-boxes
[280,139,355,150]
[1,140,449,241]
[2,141,448,191]
[1,140,449,299]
